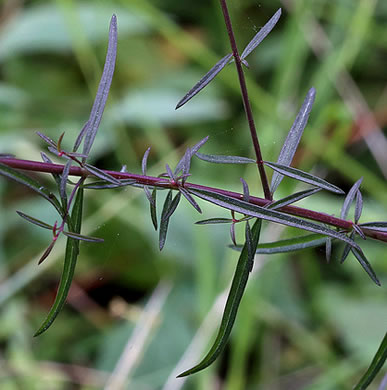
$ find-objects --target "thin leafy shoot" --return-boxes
[82,14,117,159]
[176,53,233,110]
[271,87,316,195]
[340,177,363,220]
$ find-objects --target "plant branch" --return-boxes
[219,0,272,200]
[2,157,386,243]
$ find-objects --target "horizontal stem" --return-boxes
[1,157,387,243]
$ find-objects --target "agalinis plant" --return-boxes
[0,3,386,387]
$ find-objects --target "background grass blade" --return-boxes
[178,219,262,377]
[353,332,387,390]
[34,187,84,336]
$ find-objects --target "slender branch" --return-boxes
[2,157,387,243]
[219,0,272,200]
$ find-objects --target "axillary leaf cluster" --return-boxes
[0,2,385,387]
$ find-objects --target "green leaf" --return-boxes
[359,222,387,232]
[353,332,387,390]
[34,186,84,336]
[341,231,355,264]
[16,211,53,230]
[350,247,380,286]
[196,218,234,225]
[59,160,72,201]
[188,188,358,248]
[230,233,327,254]
[270,87,316,194]
[159,190,181,250]
[62,231,104,243]
[84,163,121,185]
[268,188,321,210]
[82,179,136,189]
[340,177,363,220]
[82,14,117,158]
[240,9,282,59]
[265,161,344,194]
[0,162,62,214]
[179,187,202,213]
[325,238,332,263]
[178,219,262,377]
[150,188,158,230]
[176,53,233,109]
[196,152,255,164]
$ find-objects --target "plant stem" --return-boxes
[2,157,386,243]
[219,0,272,200]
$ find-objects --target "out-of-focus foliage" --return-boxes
[0,0,386,388]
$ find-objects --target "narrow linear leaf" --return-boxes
[178,219,262,377]
[350,247,380,286]
[73,121,90,153]
[353,224,366,240]
[174,135,209,176]
[271,87,316,194]
[84,163,120,185]
[34,187,84,336]
[196,152,255,164]
[63,231,104,243]
[196,218,234,225]
[142,147,151,175]
[179,187,202,213]
[82,14,117,158]
[355,190,363,224]
[241,8,282,59]
[150,188,158,230]
[353,332,387,390]
[38,239,57,265]
[268,188,321,210]
[240,178,250,202]
[0,162,62,214]
[82,179,135,189]
[188,188,359,248]
[230,223,237,247]
[0,153,14,158]
[165,163,175,181]
[359,222,387,232]
[159,191,181,250]
[325,238,332,263]
[230,233,327,254]
[176,53,233,110]
[36,131,57,148]
[59,160,72,200]
[340,177,363,220]
[16,211,53,230]
[341,231,355,264]
[266,161,344,194]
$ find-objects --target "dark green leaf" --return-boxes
[340,231,354,264]
[59,160,72,200]
[178,219,262,377]
[359,222,387,232]
[196,217,234,225]
[0,162,62,214]
[73,120,89,152]
[82,14,117,158]
[240,8,282,59]
[265,161,344,194]
[188,188,358,248]
[16,211,53,230]
[62,230,103,243]
[268,188,321,210]
[196,152,255,164]
[150,188,158,230]
[340,177,363,220]
[34,186,84,336]
[240,178,250,202]
[230,233,327,254]
[353,332,387,390]
[230,222,237,246]
[82,179,136,189]
[175,53,233,110]
[38,239,57,265]
[84,163,120,185]
[353,224,366,239]
[326,238,332,263]
[271,88,316,194]
[350,247,380,286]
[355,190,363,224]
[159,190,181,250]
[179,187,202,213]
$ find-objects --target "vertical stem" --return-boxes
[219,0,272,200]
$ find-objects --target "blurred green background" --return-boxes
[0,0,386,389]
